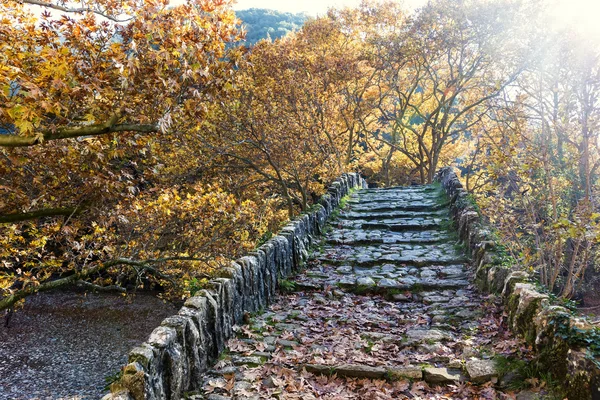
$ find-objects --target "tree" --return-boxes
[327,1,410,186]
[380,0,527,183]
[465,25,600,298]
[1,0,244,148]
[202,17,357,217]
[321,0,528,186]
[0,0,262,311]
[236,8,307,46]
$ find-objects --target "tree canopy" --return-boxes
[2,0,599,312]
[235,8,307,46]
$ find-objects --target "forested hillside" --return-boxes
[1,0,599,314]
[236,8,307,45]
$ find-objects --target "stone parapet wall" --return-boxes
[104,173,367,400]
[435,167,600,400]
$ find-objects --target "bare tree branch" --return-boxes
[0,121,159,148]
[0,256,206,311]
[22,0,134,23]
[75,280,127,293]
[0,206,84,224]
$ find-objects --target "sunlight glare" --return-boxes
[547,0,600,43]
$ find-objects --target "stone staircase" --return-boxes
[191,185,525,399]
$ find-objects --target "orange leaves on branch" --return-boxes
[1,0,243,144]
[0,0,250,306]
[203,16,367,218]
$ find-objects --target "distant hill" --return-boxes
[236,8,308,46]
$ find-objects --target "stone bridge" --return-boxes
[107,169,600,400]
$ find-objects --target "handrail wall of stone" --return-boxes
[103,173,368,400]
[435,166,600,399]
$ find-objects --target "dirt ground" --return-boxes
[0,290,177,400]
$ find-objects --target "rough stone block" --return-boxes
[280,230,297,273]
[258,244,276,303]
[337,364,385,379]
[386,366,422,380]
[102,391,134,400]
[304,364,386,379]
[564,348,600,400]
[128,343,156,371]
[198,289,223,357]
[218,262,243,325]
[114,362,146,400]
[124,345,160,400]
[212,278,236,341]
[314,204,327,233]
[509,283,549,341]
[273,234,292,278]
[186,293,215,364]
[177,306,209,373]
[406,329,453,343]
[502,271,530,297]
[319,193,333,216]
[424,367,462,384]
[148,326,177,350]
[466,359,498,383]
[184,295,208,311]
[247,252,266,309]
[237,256,260,312]
[488,266,510,293]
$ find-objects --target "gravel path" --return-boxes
[0,291,178,399]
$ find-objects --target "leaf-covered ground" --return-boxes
[192,186,555,400]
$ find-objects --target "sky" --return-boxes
[232,0,600,42]
[232,0,425,15]
[20,0,600,44]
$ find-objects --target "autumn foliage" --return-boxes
[2,0,600,311]
[0,0,263,310]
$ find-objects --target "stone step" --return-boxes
[354,187,441,197]
[335,219,445,231]
[318,242,467,267]
[341,276,470,291]
[343,202,450,213]
[303,363,423,380]
[325,229,453,245]
[325,237,450,246]
[351,186,442,195]
[302,360,498,386]
[318,254,467,267]
[191,182,526,400]
[360,185,439,194]
[297,261,469,287]
[293,274,470,293]
[337,209,449,221]
[320,241,460,252]
[350,194,442,201]
[194,358,498,400]
[347,198,448,208]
